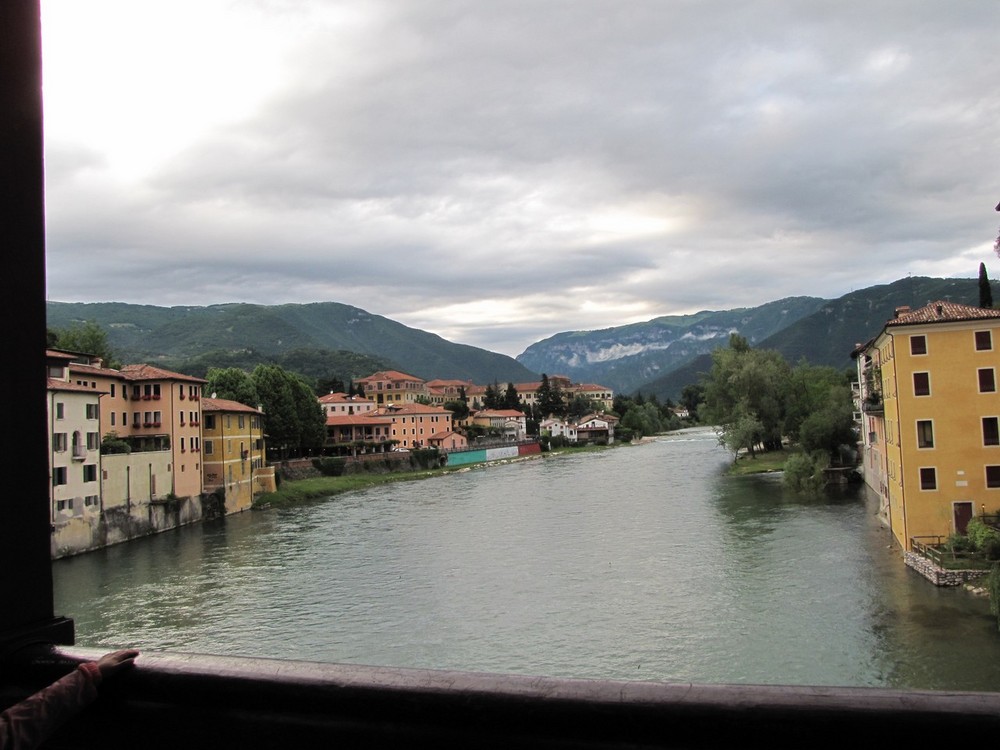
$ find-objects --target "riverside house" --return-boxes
[201,397,274,514]
[854,301,1000,551]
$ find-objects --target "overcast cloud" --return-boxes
[41,0,1000,356]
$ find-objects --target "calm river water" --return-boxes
[54,428,1000,691]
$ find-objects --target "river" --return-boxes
[53,427,1000,691]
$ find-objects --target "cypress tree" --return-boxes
[980,262,993,309]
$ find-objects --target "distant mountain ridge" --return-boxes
[635,276,996,400]
[515,296,827,394]
[48,276,994,399]
[46,301,537,384]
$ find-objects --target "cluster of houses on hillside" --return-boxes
[46,351,616,558]
[852,300,1000,571]
[319,370,618,454]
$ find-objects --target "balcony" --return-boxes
[861,393,884,415]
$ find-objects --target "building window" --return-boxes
[988,466,1000,488]
[238,415,245,429]
[976,331,993,351]
[913,372,930,397]
[84,495,98,507]
[919,467,937,490]
[55,402,64,419]
[985,418,1000,446]
[56,499,72,512]
[205,440,214,455]
[53,467,67,486]
[110,412,116,426]
[85,403,98,419]
[53,433,67,452]
[83,464,97,482]
[205,415,216,429]
[910,335,927,355]
[86,432,99,450]
[980,368,996,393]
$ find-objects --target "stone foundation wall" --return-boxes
[904,551,985,586]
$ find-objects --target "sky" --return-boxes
[40,0,1000,357]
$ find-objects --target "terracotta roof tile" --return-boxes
[201,397,262,414]
[47,378,106,393]
[120,364,208,383]
[887,301,1000,327]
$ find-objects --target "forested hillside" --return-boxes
[47,301,537,383]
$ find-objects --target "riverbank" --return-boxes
[254,441,637,509]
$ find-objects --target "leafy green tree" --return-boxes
[783,451,829,493]
[782,362,848,442]
[205,367,260,406]
[483,381,502,410]
[251,364,325,457]
[316,376,346,396]
[443,399,470,420]
[717,405,764,460]
[621,402,666,438]
[53,320,119,368]
[798,384,857,464]
[680,383,705,421]
[502,382,520,410]
[291,373,327,454]
[536,374,566,418]
[567,394,598,419]
[702,334,791,454]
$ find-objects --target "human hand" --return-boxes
[96,649,139,680]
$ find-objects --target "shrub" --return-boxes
[946,533,973,554]
[989,563,1000,631]
[312,457,346,476]
[101,432,131,455]
[409,448,441,470]
[783,451,828,494]
[984,537,1000,561]
[967,517,1000,553]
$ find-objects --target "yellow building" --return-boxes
[855,301,1000,550]
[357,370,428,405]
[201,397,273,514]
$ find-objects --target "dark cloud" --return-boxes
[42,0,1000,356]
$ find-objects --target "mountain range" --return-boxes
[46,301,537,385]
[589,276,993,400]
[47,275,993,399]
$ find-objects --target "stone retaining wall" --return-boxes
[904,551,985,586]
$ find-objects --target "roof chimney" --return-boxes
[894,305,911,318]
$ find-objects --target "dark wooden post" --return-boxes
[0,0,74,650]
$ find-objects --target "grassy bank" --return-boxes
[727,447,795,476]
[254,441,637,509]
[253,465,461,509]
